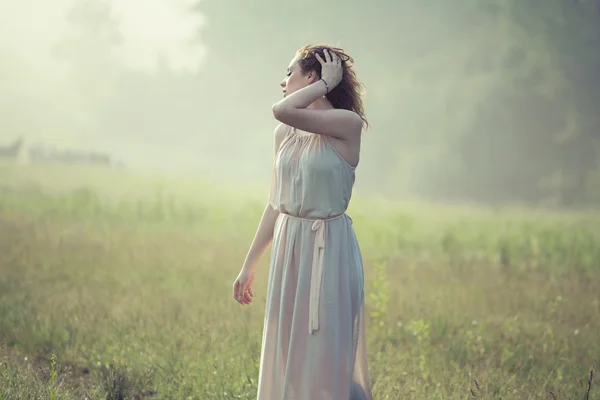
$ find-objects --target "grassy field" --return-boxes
[1,162,599,399]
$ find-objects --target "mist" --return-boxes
[1,0,599,206]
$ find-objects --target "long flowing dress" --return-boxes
[257,125,373,400]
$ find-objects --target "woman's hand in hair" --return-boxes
[316,49,343,91]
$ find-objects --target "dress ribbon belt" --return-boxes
[279,212,352,335]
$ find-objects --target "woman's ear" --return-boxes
[307,71,319,84]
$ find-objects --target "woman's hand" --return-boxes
[315,49,343,92]
[232,267,256,305]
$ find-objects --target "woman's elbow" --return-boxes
[272,103,285,121]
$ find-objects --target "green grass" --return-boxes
[1,162,599,399]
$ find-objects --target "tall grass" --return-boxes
[0,163,599,399]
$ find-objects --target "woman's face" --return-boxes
[280,54,316,98]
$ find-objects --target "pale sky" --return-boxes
[0,0,206,73]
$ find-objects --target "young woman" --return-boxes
[232,44,373,400]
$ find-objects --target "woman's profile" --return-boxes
[232,44,373,400]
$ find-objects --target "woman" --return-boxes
[232,44,373,400]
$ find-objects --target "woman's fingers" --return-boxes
[243,289,253,304]
[317,49,343,68]
[233,280,241,302]
[233,274,256,305]
[331,51,340,65]
[244,281,254,304]
[239,281,247,303]
[315,52,325,65]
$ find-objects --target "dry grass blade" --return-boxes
[584,363,595,400]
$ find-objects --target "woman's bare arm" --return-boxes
[272,86,362,142]
[240,123,288,272]
[240,203,278,272]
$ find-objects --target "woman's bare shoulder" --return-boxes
[273,123,292,153]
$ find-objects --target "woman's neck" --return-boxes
[307,96,334,110]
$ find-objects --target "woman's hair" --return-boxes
[295,44,369,130]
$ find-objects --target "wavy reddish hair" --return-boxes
[295,44,369,130]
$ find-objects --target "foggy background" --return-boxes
[1,0,599,207]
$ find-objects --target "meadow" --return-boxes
[0,162,599,399]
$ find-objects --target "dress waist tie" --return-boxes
[279,212,352,335]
